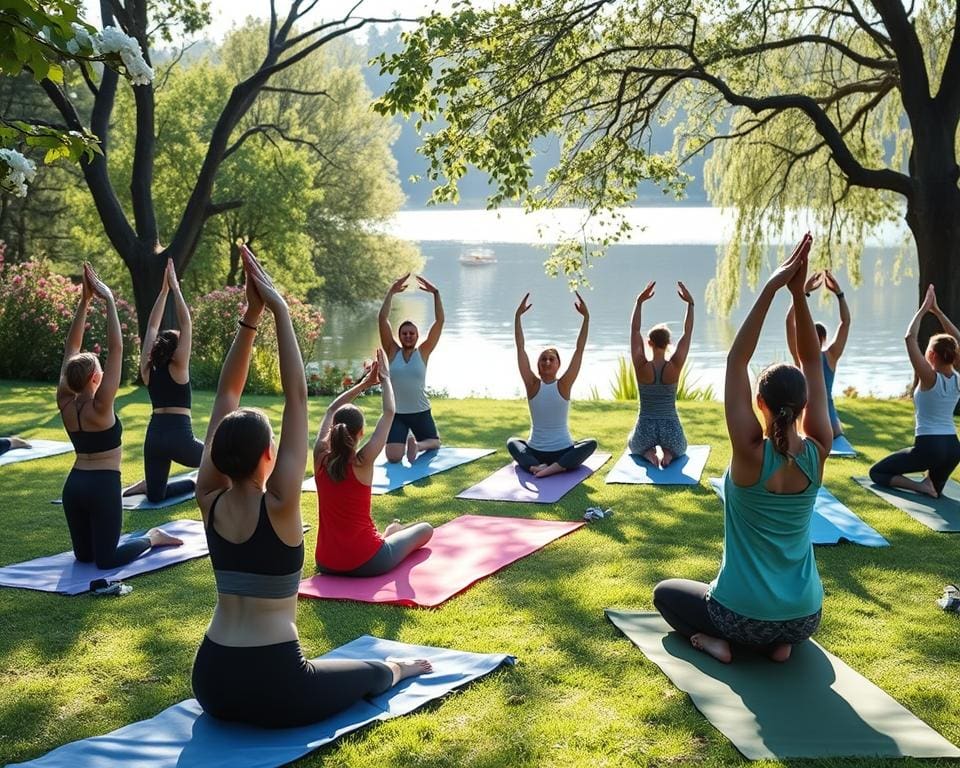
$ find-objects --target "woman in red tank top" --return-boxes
[313,348,433,575]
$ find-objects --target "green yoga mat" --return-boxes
[853,476,960,532]
[605,610,960,760]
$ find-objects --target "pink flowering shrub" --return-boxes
[191,286,324,394]
[0,254,140,382]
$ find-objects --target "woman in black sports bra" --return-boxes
[123,258,203,502]
[191,247,430,728]
[56,264,182,568]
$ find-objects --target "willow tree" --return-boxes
[376,0,959,325]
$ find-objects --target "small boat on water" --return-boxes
[459,247,497,266]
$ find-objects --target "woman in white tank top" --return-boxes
[507,291,598,477]
[869,284,960,498]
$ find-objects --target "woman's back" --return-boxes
[638,362,678,418]
[314,461,382,570]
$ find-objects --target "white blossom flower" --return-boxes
[0,149,37,198]
[98,26,154,86]
[70,23,98,55]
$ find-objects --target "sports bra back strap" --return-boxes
[207,488,229,528]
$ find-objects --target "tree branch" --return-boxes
[868,0,930,119]
[205,199,244,218]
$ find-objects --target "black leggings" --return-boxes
[143,414,203,502]
[317,523,434,577]
[62,469,151,569]
[653,578,821,648]
[507,438,597,471]
[192,636,394,728]
[0,438,9,456]
[869,433,960,496]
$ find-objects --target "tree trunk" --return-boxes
[128,242,175,339]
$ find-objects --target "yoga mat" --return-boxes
[710,477,889,547]
[0,439,72,467]
[9,635,515,768]
[605,445,710,485]
[51,471,198,510]
[0,519,208,595]
[853,476,960,532]
[605,610,960,759]
[456,452,611,503]
[302,447,495,495]
[830,434,856,457]
[300,514,584,607]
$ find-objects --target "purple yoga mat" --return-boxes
[300,515,584,606]
[0,519,208,594]
[455,452,611,503]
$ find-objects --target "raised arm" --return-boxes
[196,247,264,499]
[823,270,850,366]
[785,272,822,366]
[166,260,193,375]
[416,276,445,360]
[57,267,94,403]
[930,287,960,354]
[558,292,589,398]
[791,266,832,458]
[140,265,170,381]
[726,235,810,461]
[358,347,396,463]
[630,282,654,374]
[905,285,938,389]
[514,293,538,397]
[313,362,380,466]
[378,274,407,358]
[667,282,695,372]
[85,265,122,409]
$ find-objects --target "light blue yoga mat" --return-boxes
[8,635,516,768]
[51,471,198,510]
[830,435,856,457]
[709,477,888,547]
[0,439,72,467]
[605,445,710,485]
[302,447,495,495]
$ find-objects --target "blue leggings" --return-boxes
[143,414,203,502]
[62,469,151,569]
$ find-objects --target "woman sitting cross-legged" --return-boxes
[507,291,598,477]
[192,246,430,729]
[313,348,433,576]
[653,234,833,664]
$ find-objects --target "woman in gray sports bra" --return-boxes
[627,281,695,468]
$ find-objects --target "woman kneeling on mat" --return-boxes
[869,284,960,498]
[124,258,203,501]
[192,246,429,728]
[57,264,182,568]
[313,348,433,576]
[628,280,694,468]
[654,234,832,663]
[508,291,597,477]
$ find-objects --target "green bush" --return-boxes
[597,355,715,401]
[0,252,139,382]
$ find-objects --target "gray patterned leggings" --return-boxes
[653,578,821,647]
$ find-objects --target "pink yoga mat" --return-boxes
[456,452,612,503]
[299,514,584,607]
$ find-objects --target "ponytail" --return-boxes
[771,406,795,459]
[323,404,364,482]
[757,363,807,459]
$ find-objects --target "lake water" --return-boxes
[320,208,917,399]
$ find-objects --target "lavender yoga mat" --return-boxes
[8,635,516,768]
[0,519,208,594]
[455,452,611,503]
[299,514,584,607]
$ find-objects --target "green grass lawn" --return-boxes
[0,379,958,767]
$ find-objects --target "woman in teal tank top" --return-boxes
[653,234,833,664]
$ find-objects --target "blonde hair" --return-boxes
[65,352,99,393]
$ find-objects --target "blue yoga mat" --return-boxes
[830,435,856,457]
[605,445,710,485]
[8,635,515,768]
[709,477,888,547]
[302,447,496,495]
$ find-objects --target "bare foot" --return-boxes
[918,476,939,498]
[385,657,433,685]
[123,480,147,497]
[9,437,31,450]
[528,463,547,475]
[533,462,566,478]
[767,643,792,663]
[147,528,183,547]
[661,449,675,468]
[690,633,732,663]
[405,434,419,464]
[383,520,404,537]
[642,448,659,467]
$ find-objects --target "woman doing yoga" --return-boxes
[786,269,850,438]
[508,292,597,477]
[124,258,203,501]
[654,234,832,664]
[192,246,429,728]
[313,348,433,576]
[628,280,694,468]
[869,284,960,498]
[0,437,31,456]
[57,264,182,568]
